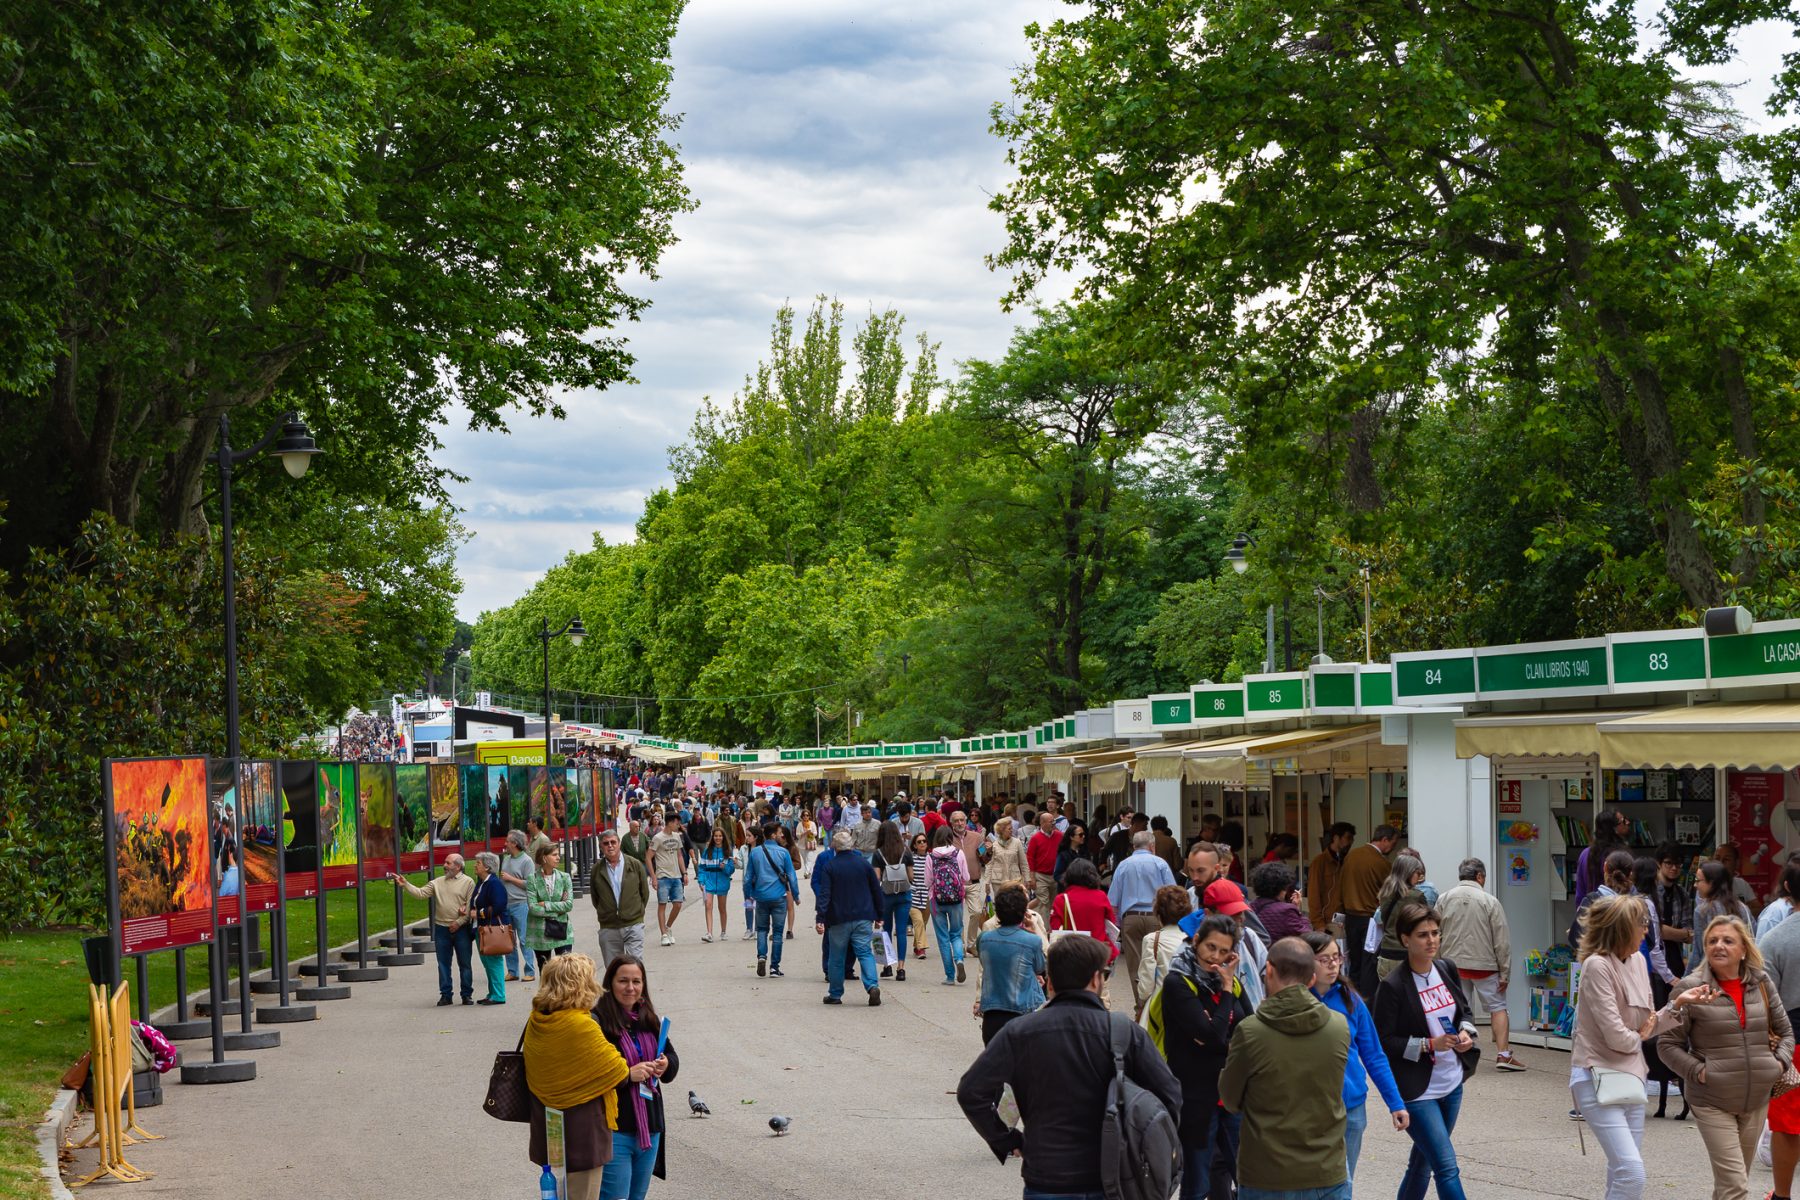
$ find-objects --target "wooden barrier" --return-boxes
[69,982,160,1187]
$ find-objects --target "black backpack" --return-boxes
[1101,1011,1182,1200]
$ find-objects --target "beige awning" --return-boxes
[1182,735,1269,785]
[630,743,695,765]
[692,761,739,775]
[1244,723,1380,763]
[1599,703,1800,770]
[755,763,848,782]
[846,762,886,781]
[1454,711,1646,761]
[1042,747,1131,786]
[1134,737,1236,782]
[1090,763,1132,796]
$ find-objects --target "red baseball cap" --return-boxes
[1203,880,1250,916]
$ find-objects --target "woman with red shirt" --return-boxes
[1052,857,1118,982]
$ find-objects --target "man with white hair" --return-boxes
[389,855,477,1006]
[815,829,887,1006]
[1108,829,1178,1009]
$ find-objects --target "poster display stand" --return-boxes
[336,763,393,983]
[195,760,281,1053]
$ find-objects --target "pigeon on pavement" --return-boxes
[688,1091,710,1117]
[768,1116,791,1136]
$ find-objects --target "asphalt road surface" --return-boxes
[72,891,1743,1199]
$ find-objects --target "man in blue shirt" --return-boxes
[743,820,799,978]
[974,885,1047,1043]
[814,830,887,1006]
[1109,830,1178,1010]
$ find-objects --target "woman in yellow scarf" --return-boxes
[523,954,641,1200]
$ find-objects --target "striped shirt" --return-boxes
[910,852,930,909]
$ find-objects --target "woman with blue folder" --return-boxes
[593,956,678,1200]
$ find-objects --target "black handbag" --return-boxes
[484,1028,530,1122]
[542,873,570,943]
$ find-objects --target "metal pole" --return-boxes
[1282,595,1293,672]
[220,416,241,763]
[1362,568,1373,663]
[543,619,553,769]
[1317,590,1326,660]
[1263,605,1276,674]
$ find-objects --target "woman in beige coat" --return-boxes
[984,817,1030,889]
[1571,895,1710,1200]
[1658,913,1796,1200]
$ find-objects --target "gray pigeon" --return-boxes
[688,1091,710,1117]
[768,1116,791,1136]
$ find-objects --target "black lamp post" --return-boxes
[183,411,320,1086]
[540,616,587,763]
[220,413,321,760]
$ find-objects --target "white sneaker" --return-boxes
[742,930,754,941]
[701,934,714,943]
[660,934,673,947]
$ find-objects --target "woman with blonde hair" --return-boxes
[985,816,1030,891]
[1659,914,1795,1200]
[523,954,634,1200]
[1571,895,1710,1200]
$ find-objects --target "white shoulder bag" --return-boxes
[1588,1065,1647,1107]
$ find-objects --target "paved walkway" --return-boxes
[67,889,1750,1199]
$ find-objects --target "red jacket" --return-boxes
[922,811,947,838]
[1026,829,1062,876]
[1051,884,1117,960]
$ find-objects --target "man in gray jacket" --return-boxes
[1437,858,1522,1071]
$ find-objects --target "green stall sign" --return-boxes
[1393,653,1476,702]
[1152,697,1193,726]
[1477,643,1609,697]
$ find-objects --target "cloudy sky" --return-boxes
[440,1,1798,622]
[443,0,1062,620]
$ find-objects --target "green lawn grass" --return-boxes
[0,875,433,1199]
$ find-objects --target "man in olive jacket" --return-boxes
[590,827,651,966]
[1219,937,1352,1199]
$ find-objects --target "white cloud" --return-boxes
[442,0,1065,619]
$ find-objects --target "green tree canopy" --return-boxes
[992,0,1800,614]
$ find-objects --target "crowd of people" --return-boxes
[418,769,1800,1200]
[326,712,404,762]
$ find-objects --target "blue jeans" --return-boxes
[1239,1187,1350,1200]
[1209,1109,1241,1200]
[505,899,530,976]
[432,923,474,999]
[599,1129,659,1200]
[1344,1099,1367,1181]
[1181,1141,1213,1200]
[933,907,964,981]
[827,920,880,999]
[754,898,786,967]
[1400,1086,1467,1200]
[881,890,910,949]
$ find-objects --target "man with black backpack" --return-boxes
[958,935,1183,1200]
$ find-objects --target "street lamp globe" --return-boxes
[567,617,587,647]
[272,414,323,479]
[1226,534,1251,575]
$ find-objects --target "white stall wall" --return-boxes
[1404,712,1482,892]
[1334,777,1371,845]
[1143,777,1182,841]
